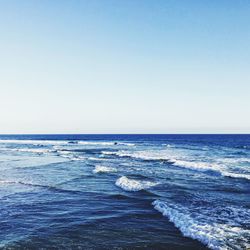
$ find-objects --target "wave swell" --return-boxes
[102,150,250,180]
[152,200,250,250]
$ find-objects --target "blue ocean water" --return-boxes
[0,134,249,250]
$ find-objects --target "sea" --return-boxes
[0,134,249,250]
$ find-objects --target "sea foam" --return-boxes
[102,150,250,180]
[170,159,250,180]
[102,150,172,160]
[115,176,158,191]
[93,165,117,174]
[171,159,221,172]
[152,200,250,250]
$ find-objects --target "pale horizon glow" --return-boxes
[0,0,249,134]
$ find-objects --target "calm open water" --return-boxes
[0,134,249,250]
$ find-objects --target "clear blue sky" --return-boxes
[0,0,249,133]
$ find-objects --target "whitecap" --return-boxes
[102,150,172,160]
[171,159,221,172]
[220,171,250,180]
[17,148,54,154]
[117,142,135,146]
[56,150,86,161]
[171,159,250,180]
[115,176,158,191]
[102,151,117,156]
[93,165,117,174]
[102,150,250,181]
[152,200,250,250]
[78,141,114,146]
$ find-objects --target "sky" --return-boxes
[0,0,249,134]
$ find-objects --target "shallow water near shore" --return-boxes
[0,134,249,249]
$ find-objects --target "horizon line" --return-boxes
[0,133,249,135]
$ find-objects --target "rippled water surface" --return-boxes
[0,134,249,249]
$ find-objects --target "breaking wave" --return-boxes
[102,150,250,180]
[115,176,158,191]
[102,150,172,161]
[152,200,250,250]
[220,171,250,180]
[170,159,250,180]
[93,165,117,174]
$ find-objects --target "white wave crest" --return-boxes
[118,142,135,146]
[88,157,107,161]
[102,151,117,156]
[171,159,221,172]
[171,159,250,180]
[115,176,158,191]
[93,165,117,174]
[102,150,172,160]
[102,150,250,181]
[56,151,86,161]
[152,200,250,250]
[220,171,250,180]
